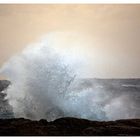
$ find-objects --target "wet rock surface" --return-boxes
[0,117,140,136]
[0,80,14,119]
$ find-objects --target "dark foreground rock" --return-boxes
[0,117,140,136]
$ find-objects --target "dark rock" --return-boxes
[0,80,14,119]
[0,80,11,92]
[39,119,48,125]
[82,127,106,136]
[0,117,139,136]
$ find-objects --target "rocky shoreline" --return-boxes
[0,117,140,136]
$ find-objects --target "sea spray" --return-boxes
[0,33,138,121]
[0,40,77,120]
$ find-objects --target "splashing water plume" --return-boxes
[0,32,138,121]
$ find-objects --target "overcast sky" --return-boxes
[0,4,140,78]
